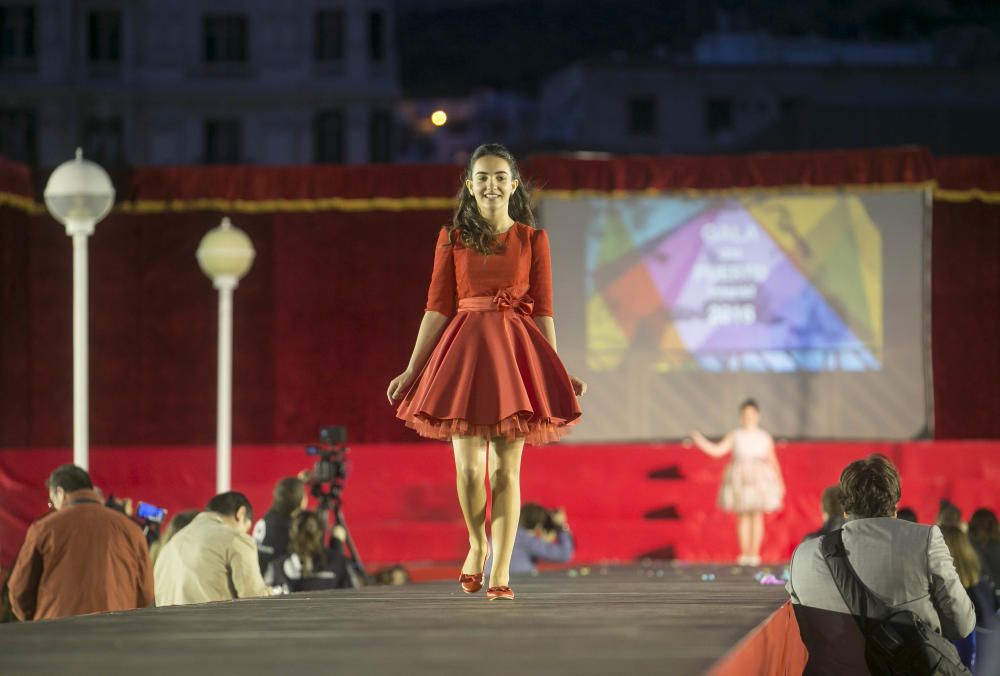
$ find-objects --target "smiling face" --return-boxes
[465,155,519,219]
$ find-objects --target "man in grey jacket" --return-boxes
[786,454,975,674]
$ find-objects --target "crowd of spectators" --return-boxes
[4,457,998,675]
[1,465,374,623]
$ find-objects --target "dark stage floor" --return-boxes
[1,563,790,676]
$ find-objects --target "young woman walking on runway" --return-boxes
[688,399,784,566]
[387,144,585,601]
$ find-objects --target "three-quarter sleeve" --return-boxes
[425,226,456,316]
[529,228,553,317]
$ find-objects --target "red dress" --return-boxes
[396,223,582,445]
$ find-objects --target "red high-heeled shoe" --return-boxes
[486,585,514,601]
[459,545,489,594]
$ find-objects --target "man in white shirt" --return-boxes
[154,492,271,606]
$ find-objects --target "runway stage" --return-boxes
[1,564,791,676]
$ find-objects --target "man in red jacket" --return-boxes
[8,464,154,621]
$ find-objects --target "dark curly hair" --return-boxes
[839,455,901,519]
[449,143,536,256]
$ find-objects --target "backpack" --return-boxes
[820,529,971,676]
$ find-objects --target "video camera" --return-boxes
[304,425,365,582]
[305,425,351,506]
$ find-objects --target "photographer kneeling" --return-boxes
[488,503,575,578]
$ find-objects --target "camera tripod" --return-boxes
[315,493,365,588]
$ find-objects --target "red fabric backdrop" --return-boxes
[2,148,999,569]
[1,148,998,447]
[931,198,1000,437]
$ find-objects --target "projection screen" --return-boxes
[542,189,932,440]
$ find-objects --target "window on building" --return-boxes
[315,10,345,62]
[204,119,241,164]
[370,109,392,163]
[705,98,733,134]
[83,117,124,166]
[203,15,248,63]
[315,110,345,163]
[0,6,36,69]
[628,96,656,135]
[368,11,385,62]
[88,10,122,64]
[0,109,37,165]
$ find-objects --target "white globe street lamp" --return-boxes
[196,217,255,493]
[43,148,115,470]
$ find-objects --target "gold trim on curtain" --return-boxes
[3,181,1000,215]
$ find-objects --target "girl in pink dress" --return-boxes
[689,399,785,566]
[387,144,585,601]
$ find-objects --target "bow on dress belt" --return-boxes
[457,289,535,316]
[493,289,534,316]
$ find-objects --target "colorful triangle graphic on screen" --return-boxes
[586,196,883,373]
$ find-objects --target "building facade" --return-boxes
[0,0,400,168]
[538,32,1000,156]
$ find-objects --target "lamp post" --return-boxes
[196,217,255,493]
[43,148,115,470]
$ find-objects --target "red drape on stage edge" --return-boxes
[708,602,809,676]
[1,148,999,447]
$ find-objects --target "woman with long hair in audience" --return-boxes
[969,508,1000,588]
[388,144,585,602]
[688,398,785,566]
[940,524,1000,672]
[265,511,350,592]
[252,476,308,575]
